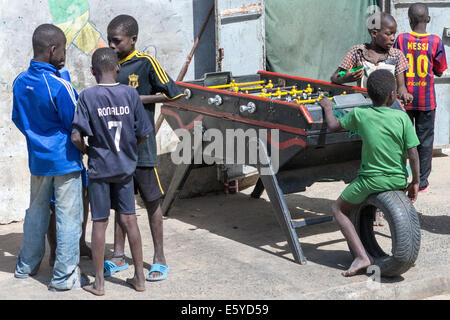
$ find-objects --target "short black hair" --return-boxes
[367,12,396,31]
[366,70,396,106]
[91,47,119,75]
[32,24,66,55]
[107,14,139,37]
[408,3,429,24]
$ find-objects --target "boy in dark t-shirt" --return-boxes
[105,14,182,281]
[72,48,152,296]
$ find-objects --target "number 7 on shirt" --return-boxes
[108,121,122,152]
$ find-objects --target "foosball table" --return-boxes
[160,70,373,265]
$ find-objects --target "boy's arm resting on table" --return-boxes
[144,58,184,105]
[139,92,183,104]
[318,98,343,132]
[405,147,420,203]
[71,130,87,154]
[140,93,168,105]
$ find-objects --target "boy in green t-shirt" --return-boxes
[318,69,420,277]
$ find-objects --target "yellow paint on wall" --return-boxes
[56,11,89,47]
[73,22,102,55]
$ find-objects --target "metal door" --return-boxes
[215,0,265,75]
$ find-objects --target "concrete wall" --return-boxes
[0,0,198,223]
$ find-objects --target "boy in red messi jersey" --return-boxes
[394,3,448,192]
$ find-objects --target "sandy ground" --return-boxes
[0,154,449,300]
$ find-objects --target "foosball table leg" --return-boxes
[255,139,307,264]
[250,178,265,199]
[161,163,193,217]
[162,132,205,216]
[258,170,308,265]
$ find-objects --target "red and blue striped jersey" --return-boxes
[394,32,447,111]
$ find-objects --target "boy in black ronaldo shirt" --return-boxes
[72,47,152,295]
[106,14,182,281]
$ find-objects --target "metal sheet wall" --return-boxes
[265,0,379,82]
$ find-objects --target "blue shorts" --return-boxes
[88,177,135,221]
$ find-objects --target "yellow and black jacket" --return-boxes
[118,50,182,167]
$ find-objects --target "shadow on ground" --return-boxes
[166,192,356,273]
[166,190,435,283]
[0,233,139,289]
[418,212,450,235]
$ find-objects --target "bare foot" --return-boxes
[83,284,105,296]
[126,277,146,292]
[342,257,371,277]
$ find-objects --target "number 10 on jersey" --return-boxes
[406,53,429,78]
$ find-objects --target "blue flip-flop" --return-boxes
[146,264,169,281]
[103,260,129,277]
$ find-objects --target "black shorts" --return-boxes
[89,177,135,221]
[133,167,164,203]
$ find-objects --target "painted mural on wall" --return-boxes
[48,0,106,55]
[0,0,193,223]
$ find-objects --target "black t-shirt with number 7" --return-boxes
[72,83,152,182]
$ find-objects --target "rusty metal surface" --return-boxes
[215,0,265,74]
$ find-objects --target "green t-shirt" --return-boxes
[339,106,420,178]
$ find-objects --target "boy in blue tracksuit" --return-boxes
[12,24,84,291]
[46,68,92,267]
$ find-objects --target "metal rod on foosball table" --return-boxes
[208,80,266,89]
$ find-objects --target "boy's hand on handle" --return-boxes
[318,96,343,132]
[318,96,333,109]
[404,182,419,203]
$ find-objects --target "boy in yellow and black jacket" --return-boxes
[105,14,182,281]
